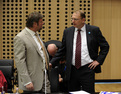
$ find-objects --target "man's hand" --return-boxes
[59,74,63,82]
[25,83,34,91]
[49,63,52,69]
[88,61,99,69]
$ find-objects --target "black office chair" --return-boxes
[0,66,13,92]
[0,59,15,93]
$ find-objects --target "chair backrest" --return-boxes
[0,59,14,67]
[0,66,12,79]
[0,59,14,93]
[0,66,13,89]
[0,59,14,76]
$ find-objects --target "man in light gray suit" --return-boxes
[14,12,51,93]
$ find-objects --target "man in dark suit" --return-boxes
[45,40,68,92]
[49,10,109,94]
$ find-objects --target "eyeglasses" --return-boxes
[71,18,80,21]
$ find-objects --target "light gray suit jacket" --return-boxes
[14,28,49,91]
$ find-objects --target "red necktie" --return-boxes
[75,29,81,69]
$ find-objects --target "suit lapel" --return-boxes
[69,26,75,51]
[86,24,91,51]
[24,29,44,57]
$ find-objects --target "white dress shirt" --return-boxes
[72,24,93,66]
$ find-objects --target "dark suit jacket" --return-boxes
[50,24,109,81]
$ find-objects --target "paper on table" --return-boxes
[69,90,90,94]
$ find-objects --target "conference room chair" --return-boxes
[0,59,15,93]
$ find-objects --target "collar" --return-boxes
[25,27,38,36]
[75,24,86,32]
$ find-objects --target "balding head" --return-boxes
[47,44,58,57]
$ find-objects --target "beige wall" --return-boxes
[92,0,121,79]
[0,2,2,59]
[0,0,92,59]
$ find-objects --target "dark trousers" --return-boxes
[59,80,68,92]
[68,64,95,94]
